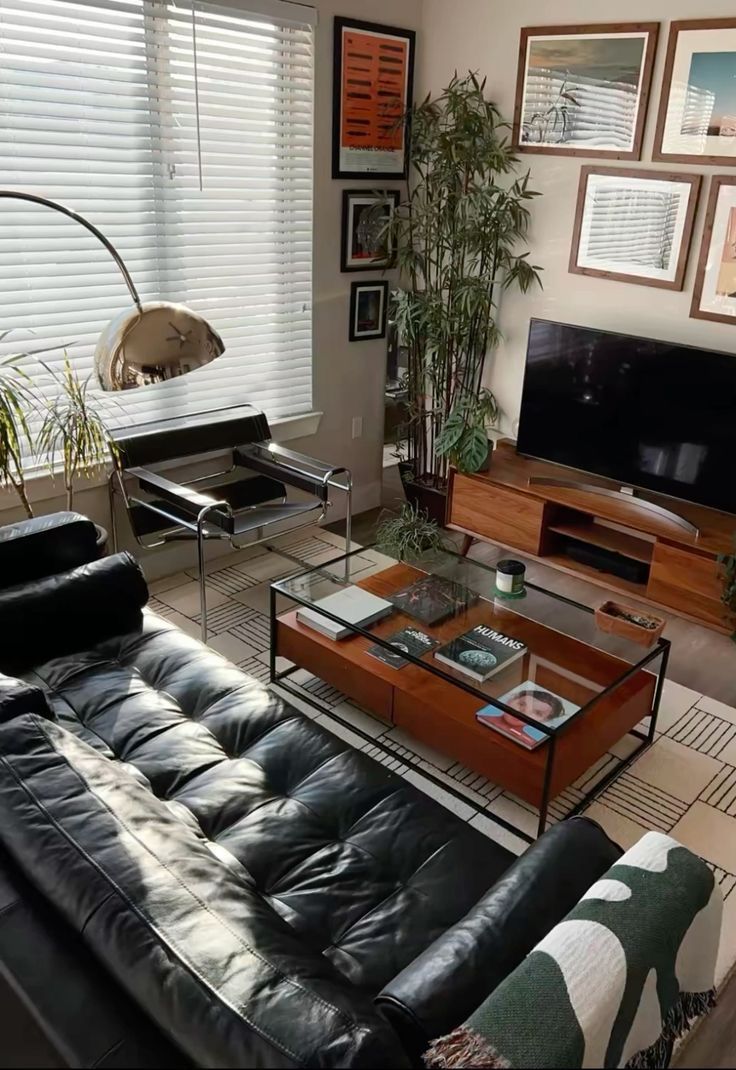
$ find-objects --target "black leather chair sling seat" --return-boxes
[0,513,623,1068]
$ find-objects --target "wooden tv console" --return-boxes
[446,441,736,633]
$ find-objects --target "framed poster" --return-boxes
[654,19,736,165]
[349,280,389,341]
[513,23,659,159]
[691,176,736,324]
[341,189,399,271]
[569,167,701,290]
[332,17,415,180]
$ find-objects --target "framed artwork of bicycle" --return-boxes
[512,23,659,159]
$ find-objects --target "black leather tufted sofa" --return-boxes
[0,513,623,1068]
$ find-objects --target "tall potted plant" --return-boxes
[37,358,115,549]
[390,72,541,520]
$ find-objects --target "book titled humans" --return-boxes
[434,625,527,682]
[475,680,580,750]
[366,627,438,669]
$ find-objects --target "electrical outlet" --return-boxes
[351,416,363,439]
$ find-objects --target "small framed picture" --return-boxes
[569,167,701,290]
[513,23,659,159]
[349,280,389,341]
[654,19,736,165]
[341,190,400,272]
[691,176,736,324]
[332,17,416,180]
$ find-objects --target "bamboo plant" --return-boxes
[390,72,542,489]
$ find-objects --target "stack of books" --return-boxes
[296,585,393,640]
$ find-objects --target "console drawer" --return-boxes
[448,474,545,555]
[647,543,724,628]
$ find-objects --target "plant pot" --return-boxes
[398,460,416,488]
[404,478,447,525]
[594,600,665,648]
[94,523,109,557]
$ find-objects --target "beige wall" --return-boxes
[0,0,422,576]
[419,0,736,437]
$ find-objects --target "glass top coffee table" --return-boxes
[270,544,670,841]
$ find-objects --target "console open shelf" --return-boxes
[446,441,734,633]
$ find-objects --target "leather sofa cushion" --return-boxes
[0,511,98,586]
[0,713,410,1069]
[0,552,148,674]
[21,611,516,998]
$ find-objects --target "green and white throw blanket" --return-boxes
[425,833,721,1069]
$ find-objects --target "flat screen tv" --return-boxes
[517,319,736,516]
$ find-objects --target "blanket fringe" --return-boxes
[625,989,717,1069]
[424,1025,510,1068]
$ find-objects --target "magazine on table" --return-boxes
[476,680,580,749]
[388,575,479,626]
[434,624,527,682]
[366,626,438,669]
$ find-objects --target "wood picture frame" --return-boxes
[569,166,701,291]
[332,17,416,180]
[341,189,400,272]
[691,175,736,325]
[349,280,389,341]
[653,19,736,166]
[512,23,659,160]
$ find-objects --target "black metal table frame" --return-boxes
[268,544,672,844]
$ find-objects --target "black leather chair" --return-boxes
[0,514,623,1068]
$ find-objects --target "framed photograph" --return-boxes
[341,189,400,272]
[654,19,736,165]
[569,167,701,290]
[513,23,659,159]
[332,17,415,180]
[691,176,736,324]
[349,280,389,341]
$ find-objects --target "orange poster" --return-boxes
[334,20,414,178]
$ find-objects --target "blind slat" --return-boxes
[1,0,315,459]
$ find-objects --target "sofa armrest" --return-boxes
[0,675,53,724]
[0,512,100,587]
[0,552,149,674]
[375,817,622,1063]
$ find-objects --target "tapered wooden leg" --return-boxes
[459,534,474,557]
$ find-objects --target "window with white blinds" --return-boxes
[0,0,315,448]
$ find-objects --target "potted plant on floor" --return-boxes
[0,349,36,518]
[375,501,449,562]
[389,72,542,521]
[37,357,116,552]
[434,387,499,475]
[719,542,736,641]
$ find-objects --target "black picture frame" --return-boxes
[349,280,389,341]
[341,189,400,272]
[332,16,416,180]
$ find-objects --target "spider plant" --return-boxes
[375,502,449,561]
[37,357,115,511]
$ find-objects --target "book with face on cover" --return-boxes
[433,624,527,682]
[388,574,480,626]
[366,626,438,669]
[475,680,580,749]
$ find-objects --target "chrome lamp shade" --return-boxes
[0,190,224,390]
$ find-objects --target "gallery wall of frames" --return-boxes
[511,16,736,324]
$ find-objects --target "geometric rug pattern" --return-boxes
[147,525,736,987]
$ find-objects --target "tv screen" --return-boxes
[517,319,736,516]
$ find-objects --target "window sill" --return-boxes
[0,410,323,512]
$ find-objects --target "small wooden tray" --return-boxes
[595,600,665,647]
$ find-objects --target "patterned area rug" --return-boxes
[148,526,736,987]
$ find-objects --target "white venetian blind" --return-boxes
[0,0,315,445]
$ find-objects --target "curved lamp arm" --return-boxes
[0,189,142,312]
